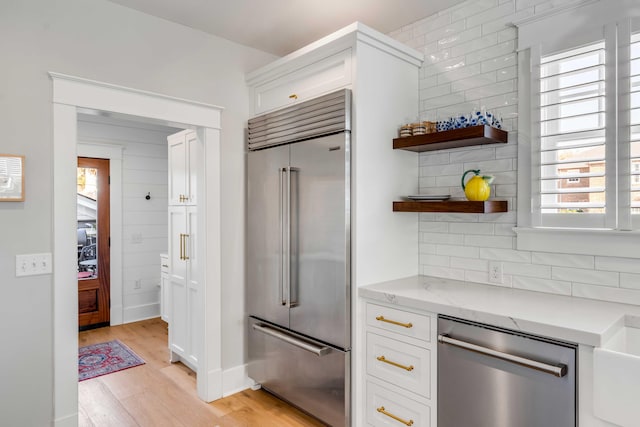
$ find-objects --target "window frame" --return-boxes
[515,2,640,257]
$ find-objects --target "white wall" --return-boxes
[389,0,640,306]
[78,114,179,322]
[0,0,276,424]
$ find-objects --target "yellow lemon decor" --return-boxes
[461,169,494,201]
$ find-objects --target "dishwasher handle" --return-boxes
[252,323,332,356]
[438,334,567,377]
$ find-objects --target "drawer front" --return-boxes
[366,302,431,342]
[367,381,430,427]
[367,332,430,398]
[253,49,352,115]
[160,254,169,274]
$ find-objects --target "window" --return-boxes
[516,4,640,256]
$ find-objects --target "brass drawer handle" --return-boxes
[376,355,414,371]
[377,406,414,426]
[376,315,413,328]
[289,93,298,100]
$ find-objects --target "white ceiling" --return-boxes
[108,0,465,56]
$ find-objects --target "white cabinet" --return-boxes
[160,253,169,322]
[364,301,437,427]
[168,130,198,205]
[167,129,200,372]
[250,49,352,115]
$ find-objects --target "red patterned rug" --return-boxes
[78,339,145,381]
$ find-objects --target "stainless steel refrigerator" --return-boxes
[246,89,351,427]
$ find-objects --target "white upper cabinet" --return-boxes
[168,130,198,205]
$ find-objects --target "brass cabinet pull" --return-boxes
[179,234,184,260]
[377,406,414,426]
[376,315,413,328]
[183,234,190,260]
[179,194,190,202]
[376,355,414,371]
[288,94,298,99]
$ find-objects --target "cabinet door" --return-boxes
[185,205,199,368]
[252,49,352,115]
[160,255,169,322]
[247,145,290,328]
[168,132,187,205]
[168,206,187,358]
[168,130,198,205]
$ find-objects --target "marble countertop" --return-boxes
[359,275,640,347]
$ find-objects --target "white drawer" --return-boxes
[253,49,352,115]
[367,380,431,427]
[367,332,431,398]
[160,254,169,274]
[366,302,432,342]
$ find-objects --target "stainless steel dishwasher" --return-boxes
[438,315,577,427]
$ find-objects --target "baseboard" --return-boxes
[110,304,123,325]
[122,302,160,324]
[53,412,78,427]
[222,364,255,397]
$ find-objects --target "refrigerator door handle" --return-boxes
[252,323,332,356]
[279,167,287,306]
[288,166,299,308]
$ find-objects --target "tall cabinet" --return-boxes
[246,22,424,426]
[167,129,200,372]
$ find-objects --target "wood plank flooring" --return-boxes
[78,317,326,427]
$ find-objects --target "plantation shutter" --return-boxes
[631,32,640,216]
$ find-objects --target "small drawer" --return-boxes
[366,302,431,342]
[367,332,430,398]
[366,380,430,427]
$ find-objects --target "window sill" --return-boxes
[514,227,640,259]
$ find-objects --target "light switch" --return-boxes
[16,253,53,277]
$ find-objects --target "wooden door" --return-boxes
[77,157,110,329]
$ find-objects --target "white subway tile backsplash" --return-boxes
[419,221,449,233]
[572,283,640,306]
[512,276,572,295]
[422,232,465,245]
[465,234,513,248]
[504,261,551,278]
[437,27,483,49]
[466,1,515,28]
[450,72,498,92]
[452,34,498,58]
[532,252,594,269]
[423,265,467,281]
[437,244,480,258]
[621,273,640,290]
[449,222,495,235]
[421,163,463,177]
[421,254,451,267]
[497,27,517,42]
[480,247,531,263]
[449,147,497,163]
[595,256,640,274]
[390,0,640,308]
[466,40,516,65]
[552,267,619,287]
[419,243,437,255]
[419,152,450,166]
[451,256,489,271]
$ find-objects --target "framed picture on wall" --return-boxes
[0,154,25,202]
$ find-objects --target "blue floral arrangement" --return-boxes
[437,111,502,131]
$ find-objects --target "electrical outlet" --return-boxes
[16,253,53,277]
[134,279,142,289]
[488,261,503,284]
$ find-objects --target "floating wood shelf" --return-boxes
[393,125,508,152]
[393,200,508,213]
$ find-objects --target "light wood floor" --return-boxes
[78,317,326,427]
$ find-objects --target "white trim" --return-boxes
[122,302,160,323]
[77,142,124,325]
[221,364,255,397]
[514,227,640,258]
[51,73,223,424]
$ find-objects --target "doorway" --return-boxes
[51,73,223,425]
[77,157,110,329]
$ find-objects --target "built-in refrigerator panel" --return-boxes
[289,132,350,349]
[247,144,290,329]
